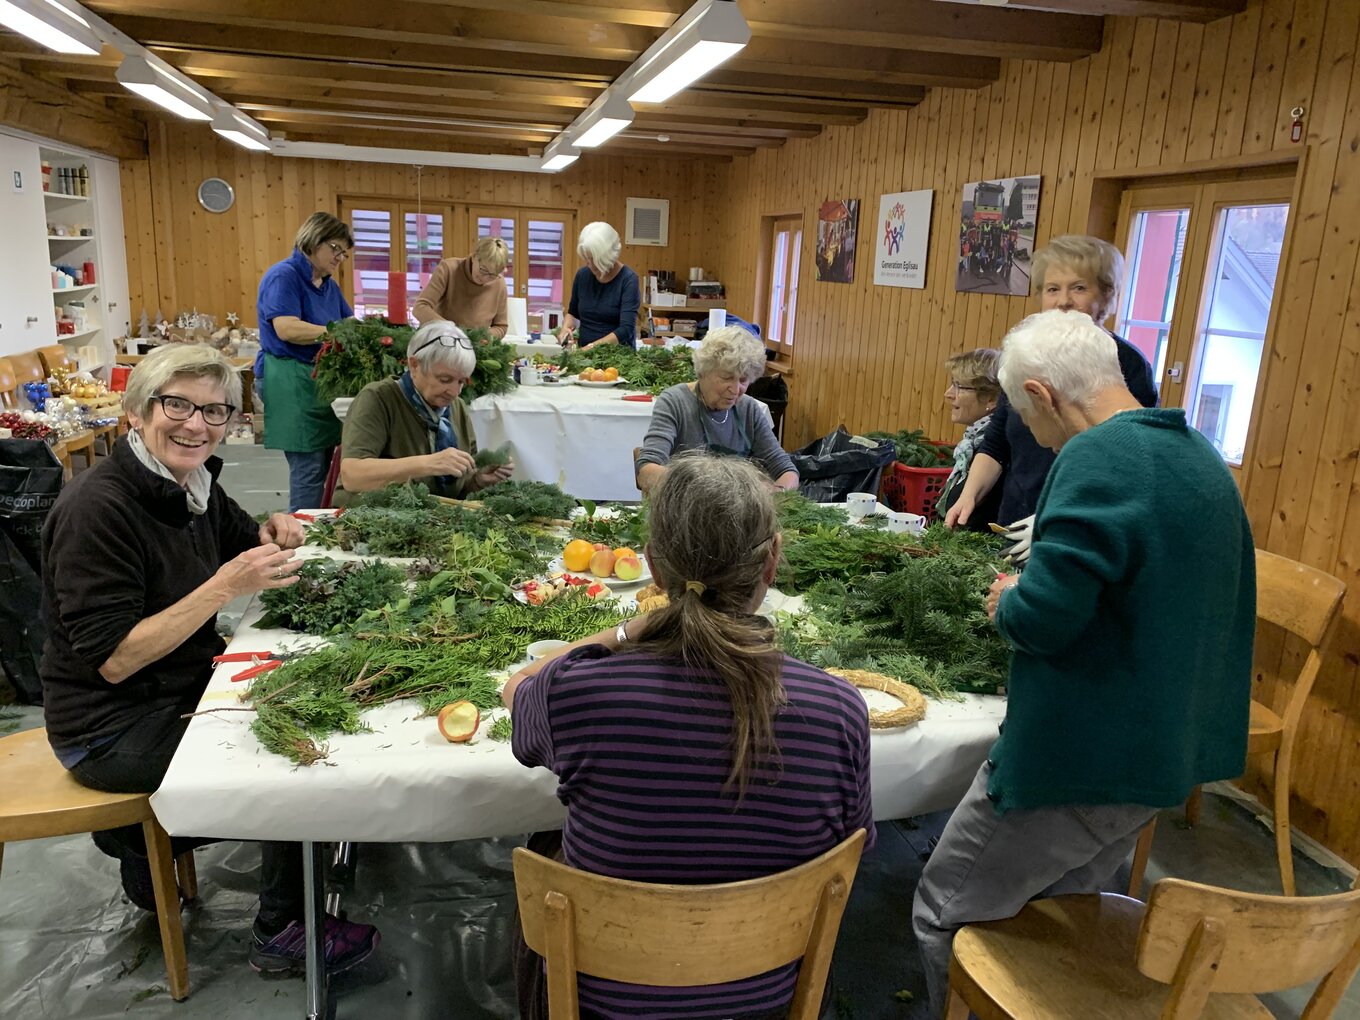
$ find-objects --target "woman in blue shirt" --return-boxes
[255,212,355,511]
[556,221,640,350]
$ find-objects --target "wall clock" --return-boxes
[197,177,235,213]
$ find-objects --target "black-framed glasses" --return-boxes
[409,332,474,358]
[151,394,236,426]
[324,241,351,260]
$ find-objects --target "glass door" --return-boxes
[1116,176,1294,479]
[343,202,395,319]
[473,206,575,329]
[340,198,451,323]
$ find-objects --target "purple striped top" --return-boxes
[513,644,874,1020]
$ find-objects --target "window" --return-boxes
[762,214,802,359]
[339,198,452,323]
[472,206,575,327]
[1115,177,1293,473]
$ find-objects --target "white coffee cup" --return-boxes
[886,511,927,534]
[846,491,877,518]
[526,639,570,661]
[520,364,540,386]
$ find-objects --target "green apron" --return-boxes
[261,352,341,452]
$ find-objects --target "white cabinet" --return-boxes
[0,129,130,376]
[0,132,58,356]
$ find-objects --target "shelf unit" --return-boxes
[43,145,102,356]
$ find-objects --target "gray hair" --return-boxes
[1031,235,1125,323]
[577,221,622,275]
[407,321,477,376]
[998,310,1125,415]
[294,212,354,256]
[693,325,767,383]
[124,344,243,421]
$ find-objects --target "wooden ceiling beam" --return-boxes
[731,38,999,89]
[979,0,1244,21]
[699,74,926,105]
[251,110,558,145]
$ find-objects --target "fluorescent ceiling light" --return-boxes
[0,0,100,55]
[212,108,270,151]
[116,55,212,121]
[573,92,633,149]
[627,0,750,104]
[541,138,579,172]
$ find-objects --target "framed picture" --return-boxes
[816,199,860,284]
[873,190,934,289]
[956,176,1041,296]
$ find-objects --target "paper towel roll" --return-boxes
[506,297,529,338]
[708,309,727,331]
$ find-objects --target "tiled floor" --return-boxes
[2,443,1356,1018]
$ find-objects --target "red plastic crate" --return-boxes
[879,447,954,523]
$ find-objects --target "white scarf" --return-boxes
[127,428,212,515]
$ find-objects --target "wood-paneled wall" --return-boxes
[706,0,1360,866]
[119,120,716,327]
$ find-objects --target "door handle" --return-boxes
[1167,360,1184,383]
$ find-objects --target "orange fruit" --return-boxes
[603,366,619,381]
[612,547,636,560]
[589,369,607,382]
[563,539,593,572]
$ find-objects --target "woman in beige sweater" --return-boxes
[413,236,510,338]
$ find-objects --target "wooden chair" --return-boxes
[514,829,866,1020]
[1128,549,1347,898]
[38,343,123,455]
[36,344,75,377]
[948,878,1360,1020]
[0,356,73,480]
[0,727,197,1001]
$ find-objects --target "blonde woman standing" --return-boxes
[413,236,511,338]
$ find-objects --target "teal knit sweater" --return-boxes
[990,408,1255,812]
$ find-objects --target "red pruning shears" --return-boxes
[622,394,654,402]
[213,650,300,682]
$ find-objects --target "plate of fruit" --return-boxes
[558,538,649,586]
[513,571,613,606]
[575,367,626,387]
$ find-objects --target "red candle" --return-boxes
[387,271,408,325]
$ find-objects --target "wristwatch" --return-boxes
[615,621,629,646]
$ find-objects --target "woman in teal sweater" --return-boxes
[912,309,1255,1018]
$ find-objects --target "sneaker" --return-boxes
[249,916,380,976]
[118,853,159,913]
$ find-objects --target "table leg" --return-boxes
[303,840,329,1020]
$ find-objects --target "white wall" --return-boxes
[0,131,59,357]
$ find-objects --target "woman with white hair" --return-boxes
[946,235,1158,557]
[40,344,380,975]
[555,221,640,350]
[412,236,511,338]
[337,321,513,501]
[912,309,1254,1017]
[636,325,798,494]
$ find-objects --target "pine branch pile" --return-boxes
[863,429,953,466]
[557,345,696,395]
[474,480,578,523]
[256,559,407,635]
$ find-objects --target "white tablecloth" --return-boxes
[151,594,1004,842]
[468,383,654,501]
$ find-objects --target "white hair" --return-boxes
[693,325,767,383]
[407,321,477,376]
[998,310,1124,415]
[577,221,622,275]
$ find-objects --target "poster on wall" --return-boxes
[873,189,934,289]
[815,199,860,284]
[956,175,1041,296]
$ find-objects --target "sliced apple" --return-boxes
[437,701,480,742]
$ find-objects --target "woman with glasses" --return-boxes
[556,221,640,351]
[935,348,1001,528]
[39,344,381,976]
[413,236,510,339]
[336,321,514,501]
[255,211,356,512]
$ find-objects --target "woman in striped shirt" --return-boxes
[503,453,873,1020]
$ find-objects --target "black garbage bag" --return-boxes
[790,426,895,503]
[0,439,64,704]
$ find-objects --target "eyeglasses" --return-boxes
[152,394,235,426]
[471,259,501,282]
[324,241,351,260]
[409,332,475,358]
[946,382,980,394]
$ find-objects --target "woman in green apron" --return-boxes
[635,325,798,495]
[255,212,355,511]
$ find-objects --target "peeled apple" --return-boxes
[437,701,480,742]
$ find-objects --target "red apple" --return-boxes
[613,554,643,581]
[589,549,616,577]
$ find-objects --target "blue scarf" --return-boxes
[398,371,460,485]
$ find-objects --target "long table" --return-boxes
[468,382,655,502]
[150,539,1005,1017]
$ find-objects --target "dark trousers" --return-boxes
[70,700,305,927]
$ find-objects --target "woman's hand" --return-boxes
[427,447,477,478]
[473,462,514,491]
[258,512,306,549]
[214,543,303,599]
[986,574,1016,622]
[945,492,976,529]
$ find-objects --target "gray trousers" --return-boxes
[911,763,1159,1018]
